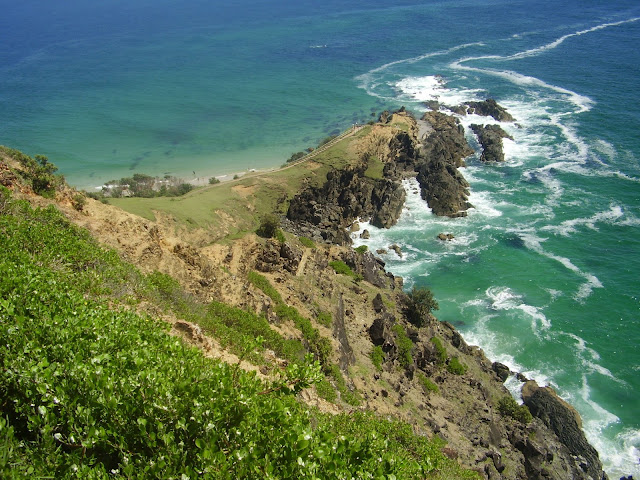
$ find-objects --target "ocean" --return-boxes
[1,0,638,476]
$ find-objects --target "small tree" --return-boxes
[405,286,439,327]
[257,214,280,238]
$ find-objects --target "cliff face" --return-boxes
[286,166,406,245]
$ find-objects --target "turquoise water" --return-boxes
[2,1,639,476]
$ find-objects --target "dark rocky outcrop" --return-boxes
[415,111,475,217]
[286,166,406,244]
[471,124,514,163]
[464,99,515,122]
[522,381,607,480]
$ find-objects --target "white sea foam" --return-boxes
[395,75,483,106]
[518,231,603,301]
[486,286,551,330]
[540,205,624,236]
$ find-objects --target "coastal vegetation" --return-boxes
[0,186,476,479]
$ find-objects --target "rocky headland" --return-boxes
[0,101,610,479]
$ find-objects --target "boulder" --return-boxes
[437,233,455,241]
[522,380,606,480]
[465,99,514,122]
[491,362,511,382]
[470,124,514,163]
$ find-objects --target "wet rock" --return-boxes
[437,233,455,241]
[522,380,606,480]
[465,99,514,122]
[492,362,511,382]
[470,124,514,163]
[360,229,370,239]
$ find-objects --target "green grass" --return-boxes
[370,345,385,372]
[329,260,363,282]
[392,324,414,369]
[108,126,365,240]
[417,373,439,394]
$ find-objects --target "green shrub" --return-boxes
[430,336,447,366]
[299,236,316,249]
[256,213,280,238]
[248,270,283,304]
[392,324,414,369]
[329,260,363,282]
[316,310,332,327]
[417,373,439,394]
[208,176,221,184]
[370,345,385,372]
[447,356,468,375]
[497,396,533,424]
[405,285,439,327]
[327,364,361,407]
[354,245,368,254]
[275,228,286,243]
[315,377,337,403]
[71,192,86,211]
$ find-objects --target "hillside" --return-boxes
[0,110,608,479]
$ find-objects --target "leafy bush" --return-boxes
[392,324,414,369]
[0,185,479,479]
[497,396,533,424]
[354,245,368,254]
[405,286,439,327]
[329,260,363,282]
[256,213,280,238]
[417,373,439,394]
[208,176,221,184]
[430,336,447,366]
[299,236,316,249]
[370,345,385,372]
[447,356,468,375]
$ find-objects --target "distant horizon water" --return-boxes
[2,1,639,476]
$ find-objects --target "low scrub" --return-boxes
[497,396,533,424]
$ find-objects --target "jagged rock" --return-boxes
[420,111,474,168]
[376,248,388,255]
[522,380,606,480]
[360,229,370,239]
[492,362,511,382]
[389,244,402,258]
[414,111,474,217]
[372,293,385,313]
[255,240,301,273]
[470,124,514,163]
[465,99,514,122]
[437,233,455,241]
[416,159,471,217]
[286,166,406,244]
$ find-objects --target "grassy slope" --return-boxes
[0,183,477,479]
[108,126,372,239]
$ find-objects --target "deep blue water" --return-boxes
[1,1,639,476]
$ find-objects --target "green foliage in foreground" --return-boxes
[0,189,478,479]
[497,396,533,425]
